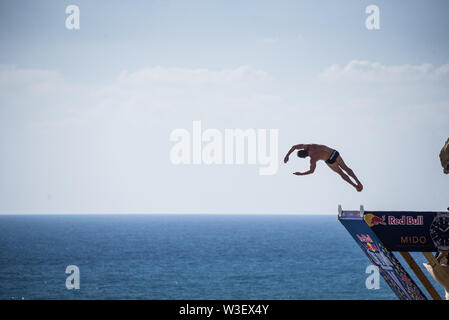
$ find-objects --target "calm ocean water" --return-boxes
[0,214,441,300]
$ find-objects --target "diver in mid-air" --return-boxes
[284,143,363,192]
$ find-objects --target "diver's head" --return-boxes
[297,150,309,158]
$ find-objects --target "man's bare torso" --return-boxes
[304,144,334,162]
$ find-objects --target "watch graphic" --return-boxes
[430,212,449,252]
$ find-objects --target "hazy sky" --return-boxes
[0,0,448,214]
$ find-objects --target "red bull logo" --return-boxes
[389,216,424,226]
[364,213,386,227]
[364,213,424,227]
[356,234,378,252]
[357,234,373,242]
[364,242,378,252]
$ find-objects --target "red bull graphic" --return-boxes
[357,234,378,252]
[362,211,436,252]
[364,214,386,227]
[356,234,373,242]
[364,213,424,227]
[389,215,424,226]
[339,209,427,300]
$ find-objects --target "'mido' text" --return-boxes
[169,121,279,175]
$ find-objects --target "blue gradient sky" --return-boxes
[0,0,448,213]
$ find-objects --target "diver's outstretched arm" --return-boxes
[284,144,307,163]
[293,160,316,175]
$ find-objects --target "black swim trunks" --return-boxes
[326,149,339,164]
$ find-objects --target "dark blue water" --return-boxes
[0,214,432,300]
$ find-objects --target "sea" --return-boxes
[0,214,443,300]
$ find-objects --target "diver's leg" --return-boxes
[336,156,363,189]
[327,163,360,191]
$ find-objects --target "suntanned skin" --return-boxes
[284,144,363,192]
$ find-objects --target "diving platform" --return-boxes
[338,205,449,300]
